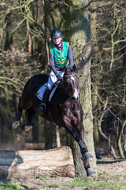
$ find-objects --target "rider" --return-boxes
[37,28,73,113]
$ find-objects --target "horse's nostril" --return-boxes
[72,97,76,101]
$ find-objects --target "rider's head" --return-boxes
[51,28,62,46]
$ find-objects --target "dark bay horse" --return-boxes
[12,65,95,177]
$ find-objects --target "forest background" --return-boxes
[0,0,126,169]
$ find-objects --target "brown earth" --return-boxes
[7,159,126,190]
[1,145,126,190]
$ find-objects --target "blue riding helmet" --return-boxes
[51,28,62,39]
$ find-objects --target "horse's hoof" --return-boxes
[87,168,95,177]
[24,125,33,132]
[12,121,20,129]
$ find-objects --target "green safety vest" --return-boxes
[50,42,69,67]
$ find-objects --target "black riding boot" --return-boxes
[37,88,50,114]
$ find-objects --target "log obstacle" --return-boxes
[0,146,75,178]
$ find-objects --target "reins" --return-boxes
[63,73,78,78]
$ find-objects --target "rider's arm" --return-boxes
[49,49,59,77]
[67,45,73,70]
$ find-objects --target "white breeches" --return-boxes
[48,70,64,90]
[37,70,64,100]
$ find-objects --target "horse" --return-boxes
[12,65,95,177]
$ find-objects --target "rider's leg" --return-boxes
[37,71,56,113]
[37,87,51,113]
[37,70,64,113]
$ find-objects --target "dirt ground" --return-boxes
[96,145,126,176]
[1,146,126,190]
[7,159,126,190]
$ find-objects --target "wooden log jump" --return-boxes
[0,146,75,178]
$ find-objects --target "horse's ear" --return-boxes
[63,66,68,73]
[72,64,76,72]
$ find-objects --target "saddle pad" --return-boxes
[49,85,58,102]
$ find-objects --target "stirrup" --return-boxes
[37,103,46,113]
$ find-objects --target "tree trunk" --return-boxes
[44,120,54,149]
[66,0,97,176]
[117,121,126,158]
[70,137,86,177]
[0,146,75,178]
[56,126,61,147]
[90,1,100,145]
[44,0,50,72]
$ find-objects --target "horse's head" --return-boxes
[63,65,80,101]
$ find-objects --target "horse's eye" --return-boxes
[68,83,72,88]
[65,82,71,88]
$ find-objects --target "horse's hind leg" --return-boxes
[23,106,35,132]
[12,98,22,129]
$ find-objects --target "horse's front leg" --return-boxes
[69,128,94,176]
[77,124,93,167]
[62,116,95,176]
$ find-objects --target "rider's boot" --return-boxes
[37,88,50,114]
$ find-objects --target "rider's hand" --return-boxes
[66,67,71,72]
[65,65,72,72]
[57,75,63,81]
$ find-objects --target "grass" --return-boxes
[70,171,126,190]
[0,181,32,190]
[41,184,60,188]
[38,171,126,190]
[0,170,126,189]
[0,182,22,189]
[39,174,51,181]
[39,174,60,188]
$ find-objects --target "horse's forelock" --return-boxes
[64,71,77,79]
[63,71,79,100]
[63,72,78,88]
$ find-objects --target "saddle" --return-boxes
[37,82,58,102]
[49,85,58,102]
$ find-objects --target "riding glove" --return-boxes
[57,75,63,81]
